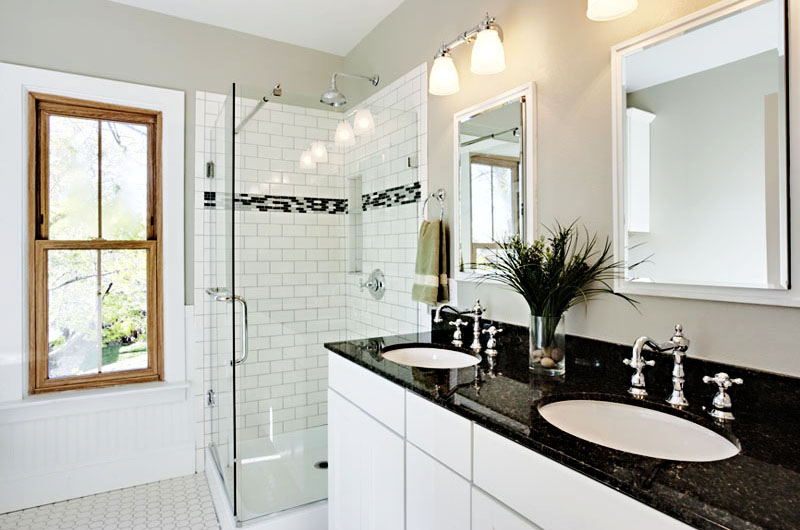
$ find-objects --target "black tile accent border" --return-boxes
[361,181,421,211]
[204,181,422,215]
[203,192,347,214]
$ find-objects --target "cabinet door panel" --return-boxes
[328,389,404,530]
[406,443,470,530]
[472,488,542,530]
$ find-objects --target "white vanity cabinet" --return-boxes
[327,353,696,530]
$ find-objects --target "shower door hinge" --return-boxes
[207,389,216,407]
[206,161,215,178]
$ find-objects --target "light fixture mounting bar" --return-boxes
[436,13,503,56]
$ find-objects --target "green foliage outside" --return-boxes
[46,116,150,376]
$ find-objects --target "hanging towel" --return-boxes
[411,220,449,306]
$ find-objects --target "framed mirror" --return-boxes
[611,0,798,306]
[453,84,536,279]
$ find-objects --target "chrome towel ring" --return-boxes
[422,188,446,221]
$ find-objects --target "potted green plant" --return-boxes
[483,222,638,375]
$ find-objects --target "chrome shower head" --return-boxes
[320,81,347,107]
[320,72,379,107]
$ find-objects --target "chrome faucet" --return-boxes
[702,372,743,420]
[665,325,690,407]
[624,324,689,399]
[467,300,486,352]
[433,300,487,352]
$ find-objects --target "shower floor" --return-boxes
[223,425,328,522]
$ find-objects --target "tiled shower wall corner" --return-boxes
[344,63,430,339]
[193,63,429,468]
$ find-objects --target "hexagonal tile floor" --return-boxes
[0,474,220,530]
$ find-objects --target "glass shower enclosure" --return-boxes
[203,81,423,523]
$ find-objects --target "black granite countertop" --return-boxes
[324,317,800,530]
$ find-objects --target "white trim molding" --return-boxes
[0,62,192,511]
[610,0,800,307]
[452,82,537,282]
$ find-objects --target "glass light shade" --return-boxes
[429,55,460,96]
[470,28,506,75]
[310,141,328,162]
[353,109,376,136]
[334,120,356,147]
[586,0,638,21]
[299,150,316,170]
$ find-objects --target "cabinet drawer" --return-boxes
[328,352,405,435]
[406,390,472,479]
[472,487,543,530]
[406,442,470,530]
[473,426,694,530]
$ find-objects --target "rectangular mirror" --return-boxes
[454,84,535,278]
[611,0,795,305]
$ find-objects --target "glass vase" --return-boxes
[529,314,566,375]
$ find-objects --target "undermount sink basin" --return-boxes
[382,346,480,369]
[538,400,739,462]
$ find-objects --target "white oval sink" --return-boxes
[539,400,739,462]
[382,346,480,369]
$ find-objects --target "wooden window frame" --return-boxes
[469,154,521,265]
[28,93,164,394]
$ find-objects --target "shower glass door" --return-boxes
[207,83,238,513]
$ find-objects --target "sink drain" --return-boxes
[313,460,328,470]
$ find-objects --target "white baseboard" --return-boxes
[0,444,195,513]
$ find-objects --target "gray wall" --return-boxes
[626,51,780,288]
[0,0,344,305]
[343,0,800,376]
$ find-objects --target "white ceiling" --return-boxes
[107,0,406,56]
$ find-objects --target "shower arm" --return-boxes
[330,72,380,88]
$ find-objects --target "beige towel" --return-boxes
[411,220,449,306]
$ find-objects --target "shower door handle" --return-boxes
[206,289,249,366]
[231,295,249,366]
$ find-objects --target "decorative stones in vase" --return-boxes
[529,314,565,375]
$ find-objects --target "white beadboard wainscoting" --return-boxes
[0,382,195,513]
[0,63,194,513]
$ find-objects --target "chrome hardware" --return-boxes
[206,288,249,366]
[468,299,486,352]
[433,304,460,323]
[623,340,656,397]
[207,389,216,407]
[702,372,743,421]
[449,318,467,346]
[422,188,446,221]
[665,324,691,407]
[625,324,690,399]
[359,269,385,300]
[482,326,503,356]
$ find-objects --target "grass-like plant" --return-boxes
[482,221,639,318]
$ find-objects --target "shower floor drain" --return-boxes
[314,460,328,470]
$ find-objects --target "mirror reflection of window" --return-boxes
[458,97,524,272]
[470,156,519,266]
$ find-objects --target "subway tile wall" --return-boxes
[193,63,429,471]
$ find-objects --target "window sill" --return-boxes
[0,381,190,424]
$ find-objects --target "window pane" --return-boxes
[48,116,99,240]
[48,250,100,378]
[101,249,148,372]
[471,163,492,243]
[101,121,148,240]
[492,166,514,241]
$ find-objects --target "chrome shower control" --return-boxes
[703,372,743,421]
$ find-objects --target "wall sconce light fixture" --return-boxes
[429,13,505,96]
